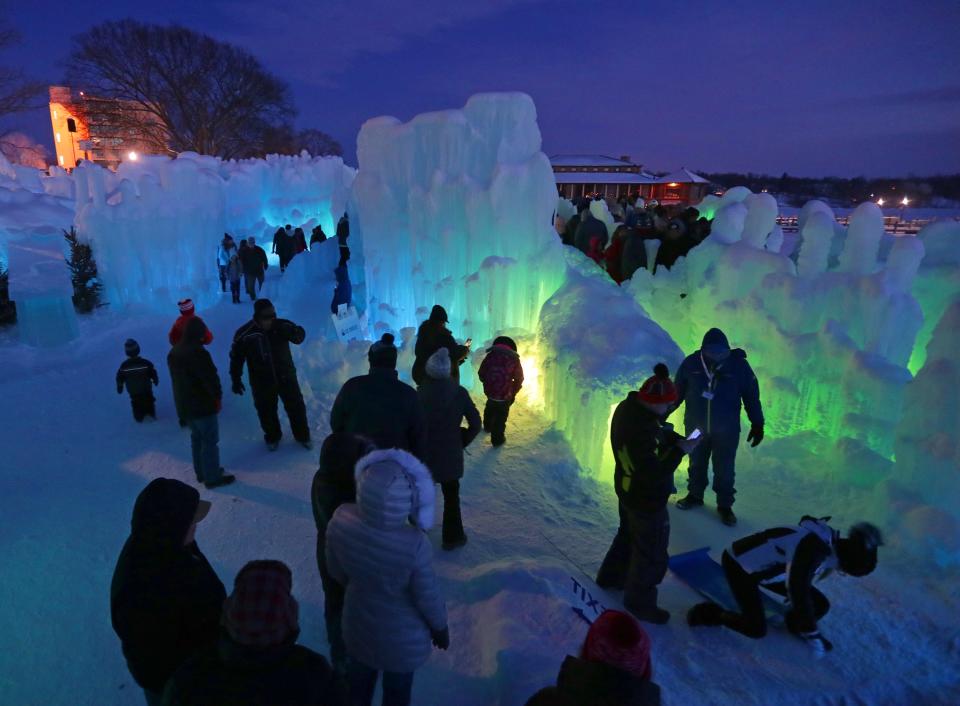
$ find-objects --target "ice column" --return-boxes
[7,235,79,347]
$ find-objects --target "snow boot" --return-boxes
[266,441,280,452]
[625,603,670,625]
[205,473,236,490]
[718,507,737,526]
[442,534,468,551]
[676,494,704,510]
[687,601,724,627]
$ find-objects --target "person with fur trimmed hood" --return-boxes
[111,479,226,706]
[325,448,449,706]
[418,348,482,550]
[311,432,375,674]
[477,336,524,447]
[330,333,427,458]
[596,364,700,624]
[688,517,882,655]
[162,560,341,706]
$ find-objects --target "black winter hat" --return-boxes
[124,338,140,357]
[254,299,275,319]
[837,522,883,577]
[492,336,517,351]
[429,305,448,324]
[368,332,398,369]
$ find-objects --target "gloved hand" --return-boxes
[747,424,764,447]
[232,380,245,395]
[431,627,450,650]
[799,630,833,657]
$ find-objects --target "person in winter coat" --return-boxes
[273,226,294,273]
[477,336,524,447]
[621,213,656,280]
[226,253,243,304]
[240,237,268,301]
[330,333,427,458]
[168,299,214,347]
[688,518,883,655]
[216,234,236,293]
[335,212,349,246]
[311,224,328,247]
[293,227,308,255]
[330,248,352,315]
[325,448,449,706]
[674,328,764,526]
[312,432,376,675]
[111,478,226,706]
[411,305,471,385]
[418,348,482,550]
[162,560,342,706]
[574,206,609,257]
[168,318,234,489]
[604,226,630,284]
[230,299,311,451]
[597,364,699,624]
[117,338,159,421]
[527,610,661,706]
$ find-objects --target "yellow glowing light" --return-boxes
[901,196,910,206]
[58,155,64,165]
[56,133,61,143]
[520,355,542,409]
[53,110,58,119]
[668,182,679,187]
[127,151,139,161]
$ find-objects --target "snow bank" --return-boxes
[72,153,354,313]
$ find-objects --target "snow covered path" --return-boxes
[1,297,957,706]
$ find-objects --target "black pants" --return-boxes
[244,273,258,300]
[252,378,310,444]
[229,279,241,303]
[440,480,464,542]
[317,538,346,671]
[597,502,669,611]
[483,399,512,446]
[719,550,830,638]
[218,265,227,292]
[130,393,156,422]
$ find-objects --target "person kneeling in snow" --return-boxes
[325,448,449,706]
[596,363,700,624]
[687,517,882,654]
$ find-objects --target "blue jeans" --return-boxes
[687,430,740,508]
[347,659,414,706]
[188,415,222,484]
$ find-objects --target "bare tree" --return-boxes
[66,20,295,159]
[258,125,343,158]
[0,19,45,121]
[0,131,48,168]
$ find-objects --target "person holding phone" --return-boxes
[411,305,471,385]
[596,363,701,624]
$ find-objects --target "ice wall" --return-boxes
[73,153,354,313]
[909,220,960,372]
[6,235,79,347]
[539,251,683,480]
[631,188,926,457]
[351,93,566,345]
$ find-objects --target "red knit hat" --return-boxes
[637,363,677,405]
[222,560,299,647]
[178,298,195,315]
[582,610,652,680]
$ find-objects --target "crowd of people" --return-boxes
[112,280,882,704]
[556,195,712,283]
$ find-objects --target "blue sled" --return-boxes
[669,547,786,619]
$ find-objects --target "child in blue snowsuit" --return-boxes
[116,339,159,422]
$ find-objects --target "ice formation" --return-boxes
[72,152,354,313]
[6,235,78,347]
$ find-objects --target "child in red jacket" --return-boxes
[168,299,214,346]
[477,336,524,447]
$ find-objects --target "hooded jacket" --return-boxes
[417,352,482,483]
[574,212,609,255]
[161,633,338,706]
[554,656,661,706]
[477,343,524,402]
[674,328,764,435]
[611,392,686,512]
[168,322,222,421]
[216,239,236,267]
[229,318,305,390]
[111,481,226,692]
[240,244,268,277]
[325,449,447,674]
[411,319,469,385]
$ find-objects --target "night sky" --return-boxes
[4,0,959,176]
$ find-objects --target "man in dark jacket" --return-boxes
[335,212,349,246]
[168,318,233,488]
[111,478,226,706]
[240,237,268,301]
[674,328,765,526]
[596,364,698,624]
[230,299,311,451]
[117,338,159,421]
[411,305,470,385]
[311,433,374,674]
[574,205,609,256]
[688,518,882,656]
[330,248,352,315]
[418,347,482,549]
[330,333,427,457]
[273,226,295,273]
[162,560,342,706]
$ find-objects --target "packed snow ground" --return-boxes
[1,276,958,706]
